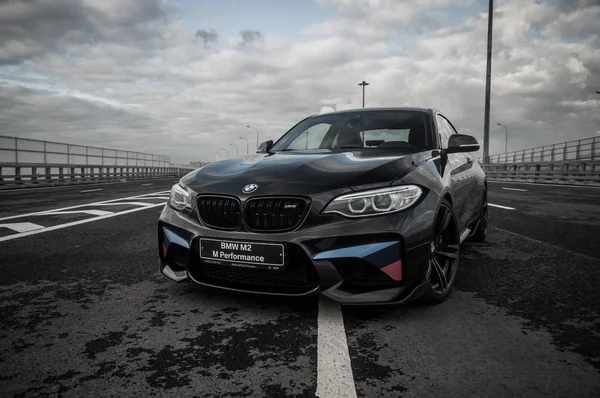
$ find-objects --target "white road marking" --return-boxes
[501,187,527,192]
[316,297,357,398]
[35,209,113,217]
[0,222,45,233]
[0,202,166,242]
[80,188,103,193]
[0,178,175,193]
[91,202,155,207]
[0,190,168,222]
[489,203,516,210]
[488,181,600,189]
[141,183,153,186]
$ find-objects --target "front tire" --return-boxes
[419,200,460,304]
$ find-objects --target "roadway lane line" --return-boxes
[502,187,527,192]
[0,202,166,242]
[488,181,600,189]
[489,203,516,210]
[80,188,103,193]
[316,297,357,398]
[0,178,176,193]
[0,190,169,222]
[91,202,156,207]
[141,183,153,186]
[0,222,45,233]
[35,210,113,216]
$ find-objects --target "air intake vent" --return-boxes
[197,196,241,230]
[245,197,309,232]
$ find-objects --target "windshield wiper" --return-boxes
[337,145,363,149]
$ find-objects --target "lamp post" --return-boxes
[497,123,508,153]
[229,143,238,156]
[482,0,494,163]
[358,81,370,108]
[246,125,259,149]
[221,148,228,158]
[239,137,249,154]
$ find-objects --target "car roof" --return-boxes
[308,107,438,118]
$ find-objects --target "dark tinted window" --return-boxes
[272,110,431,151]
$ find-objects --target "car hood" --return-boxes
[181,151,433,195]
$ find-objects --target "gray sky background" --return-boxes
[0,0,598,164]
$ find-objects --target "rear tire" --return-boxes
[469,188,488,243]
[418,199,460,305]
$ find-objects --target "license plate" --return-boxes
[200,238,285,270]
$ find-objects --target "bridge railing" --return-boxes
[482,136,599,164]
[0,136,195,188]
[481,160,600,185]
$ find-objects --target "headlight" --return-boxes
[169,183,192,211]
[323,185,422,218]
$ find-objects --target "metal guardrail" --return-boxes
[0,135,195,188]
[0,135,171,167]
[481,160,600,185]
[481,136,599,164]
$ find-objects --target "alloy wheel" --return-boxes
[427,204,460,294]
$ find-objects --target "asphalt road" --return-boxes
[0,179,599,397]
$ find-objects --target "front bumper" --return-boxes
[157,192,436,305]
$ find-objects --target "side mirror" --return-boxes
[257,140,274,153]
[446,134,480,153]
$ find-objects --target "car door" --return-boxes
[443,116,482,225]
[435,114,471,232]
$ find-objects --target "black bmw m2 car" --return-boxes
[158,108,487,305]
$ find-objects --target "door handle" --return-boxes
[467,157,473,164]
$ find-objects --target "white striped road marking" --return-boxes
[488,181,600,189]
[489,203,516,210]
[91,202,156,207]
[141,183,153,186]
[0,222,45,233]
[0,202,166,242]
[80,188,103,193]
[0,190,169,222]
[502,187,527,192]
[35,210,113,217]
[316,297,357,398]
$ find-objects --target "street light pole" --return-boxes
[229,143,238,156]
[246,125,259,149]
[221,148,228,158]
[239,137,249,154]
[483,0,494,163]
[358,81,370,108]
[498,123,508,153]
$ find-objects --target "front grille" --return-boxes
[197,196,241,230]
[202,261,318,288]
[245,197,309,232]
[189,243,320,295]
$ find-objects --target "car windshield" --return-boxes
[271,110,430,152]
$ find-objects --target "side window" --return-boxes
[287,123,330,150]
[435,115,452,149]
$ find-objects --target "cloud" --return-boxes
[240,30,263,46]
[195,29,218,48]
[0,0,598,163]
[0,0,172,64]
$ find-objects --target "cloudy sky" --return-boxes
[0,0,598,164]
